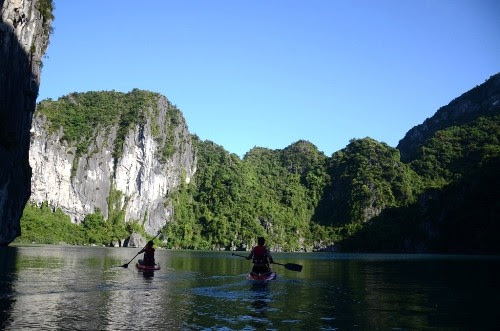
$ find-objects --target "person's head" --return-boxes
[257,237,265,246]
[147,240,154,247]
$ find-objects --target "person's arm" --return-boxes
[267,248,274,263]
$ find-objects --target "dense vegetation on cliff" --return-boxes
[341,114,500,252]
[167,74,500,252]
[168,108,498,253]
[16,202,156,246]
[37,89,183,173]
[165,139,335,250]
[38,90,157,162]
[19,74,500,252]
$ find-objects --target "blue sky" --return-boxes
[38,0,500,158]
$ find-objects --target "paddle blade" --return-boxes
[121,263,129,268]
[284,263,303,272]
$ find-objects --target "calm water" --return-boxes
[1,246,499,330]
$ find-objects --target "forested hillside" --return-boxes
[20,73,500,253]
[164,139,333,251]
[165,74,499,252]
[342,114,500,253]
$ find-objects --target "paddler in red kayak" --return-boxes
[139,240,156,266]
[247,237,274,274]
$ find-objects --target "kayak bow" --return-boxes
[136,259,161,271]
[246,271,277,281]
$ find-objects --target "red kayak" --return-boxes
[136,260,161,271]
[246,271,277,281]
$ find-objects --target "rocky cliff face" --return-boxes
[29,92,197,235]
[0,0,52,245]
[397,73,500,161]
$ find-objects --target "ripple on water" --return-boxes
[184,276,288,330]
[192,285,249,301]
[5,247,497,329]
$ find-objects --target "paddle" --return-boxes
[271,261,303,272]
[120,231,161,268]
[231,253,248,259]
[231,253,303,272]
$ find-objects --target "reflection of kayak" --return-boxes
[246,271,277,281]
[136,260,161,271]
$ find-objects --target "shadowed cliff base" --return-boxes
[0,0,53,245]
[338,156,500,253]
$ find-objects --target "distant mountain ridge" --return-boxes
[398,73,500,161]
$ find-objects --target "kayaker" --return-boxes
[139,240,156,266]
[247,237,274,274]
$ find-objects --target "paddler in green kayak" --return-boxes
[247,237,274,274]
[138,240,156,266]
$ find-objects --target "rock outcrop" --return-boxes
[29,91,197,235]
[0,0,53,245]
[123,232,146,248]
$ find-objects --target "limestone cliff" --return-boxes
[0,0,53,245]
[29,91,197,235]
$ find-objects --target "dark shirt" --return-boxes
[141,246,155,265]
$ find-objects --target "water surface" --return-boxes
[1,246,499,329]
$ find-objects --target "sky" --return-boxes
[37,0,500,158]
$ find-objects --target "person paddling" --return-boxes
[138,240,155,266]
[247,237,274,274]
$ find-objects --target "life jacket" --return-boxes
[252,245,268,265]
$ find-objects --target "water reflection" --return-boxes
[248,282,271,329]
[1,247,499,329]
[0,247,17,330]
[0,246,180,329]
